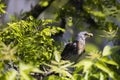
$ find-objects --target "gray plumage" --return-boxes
[61,31,93,62]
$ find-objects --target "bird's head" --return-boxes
[76,31,93,41]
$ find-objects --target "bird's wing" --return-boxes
[61,42,77,60]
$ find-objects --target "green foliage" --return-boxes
[44,60,73,80]
[1,69,17,80]
[43,52,74,80]
[0,17,64,65]
[0,17,64,79]
[38,45,120,80]
[0,62,43,80]
[74,45,120,80]
[19,63,43,80]
[0,0,120,80]
[0,0,6,14]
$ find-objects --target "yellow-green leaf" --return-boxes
[101,57,118,67]
[75,59,93,72]
[39,1,49,7]
[102,45,111,56]
[95,61,116,79]
[89,11,105,17]
[2,70,18,80]
[54,51,61,62]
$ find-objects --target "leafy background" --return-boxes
[0,0,120,80]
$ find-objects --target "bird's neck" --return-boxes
[76,38,85,45]
[74,39,86,55]
[74,39,85,45]
[76,36,86,41]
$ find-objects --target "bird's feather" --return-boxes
[61,41,85,62]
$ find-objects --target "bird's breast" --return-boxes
[77,40,85,55]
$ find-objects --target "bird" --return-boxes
[61,31,93,62]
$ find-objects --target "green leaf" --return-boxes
[44,60,73,79]
[7,70,17,80]
[61,62,73,69]
[84,71,90,80]
[101,57,119,67]
[54,51,61,62]
[95,61,111,73]
[0,69,18,80]
[19,63,43,80]
[39,1,49,7]
[100,72,105,80]
[102,45,111,56]
[47,75,61,80]
[0,3,6,13]
[73,74,83,80]
[95,61,117,79]
[75,59,93,72]
[89,11,106,17]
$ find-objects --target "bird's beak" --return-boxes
[87,33,93,37]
